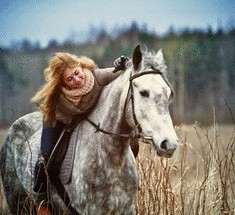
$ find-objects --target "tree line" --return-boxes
[0,22,234,125]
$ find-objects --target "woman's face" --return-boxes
[62,67,85,89]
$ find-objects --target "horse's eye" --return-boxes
[140,90,149,98]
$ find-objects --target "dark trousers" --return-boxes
[34,121,65,193]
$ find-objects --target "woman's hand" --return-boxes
[113,56,130,73]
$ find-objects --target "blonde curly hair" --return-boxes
[31,52,97,125]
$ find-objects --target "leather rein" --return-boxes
[85,70,162,141]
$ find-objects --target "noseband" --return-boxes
[86,70,162,141]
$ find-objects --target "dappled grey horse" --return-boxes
[0,45,178,214]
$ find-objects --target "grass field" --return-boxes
[0,122,235,214]
[136,122,235,214]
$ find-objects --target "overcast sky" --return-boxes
[0,0,234,47]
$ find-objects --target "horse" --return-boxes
[0,45,179,215]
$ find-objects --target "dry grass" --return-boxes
[136,121,235,215]
[1,121,235,214]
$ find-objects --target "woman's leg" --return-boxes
[33,121,65,214]
[34,121,65,193]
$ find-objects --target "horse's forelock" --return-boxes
[140,50,174,100]
[141,50,166,74]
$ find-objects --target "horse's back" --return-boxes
[0,111,42,214]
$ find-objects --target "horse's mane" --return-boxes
[142,50,167,74]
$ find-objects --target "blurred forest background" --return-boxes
[0,21,234,126]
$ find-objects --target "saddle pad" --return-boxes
[59,126,78,184]
[28,126,79,185]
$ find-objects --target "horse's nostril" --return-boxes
[160,139,168,151]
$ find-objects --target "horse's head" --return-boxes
[126,45,178,158]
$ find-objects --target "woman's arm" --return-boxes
[94,67,123,85]
[95,56,130,85]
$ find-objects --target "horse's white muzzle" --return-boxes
[140,134,178,158]
[156,138,178,158]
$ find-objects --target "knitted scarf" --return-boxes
[61,70,95,105]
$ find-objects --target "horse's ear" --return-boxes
[156,49,165,65]
[132,45,142,70]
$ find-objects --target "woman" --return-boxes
[31,52,129,214]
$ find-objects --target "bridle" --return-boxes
[86,70,162,141]
[124,70,162,134]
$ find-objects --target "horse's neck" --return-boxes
[91,71,130,132]
[87,71,132,162]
